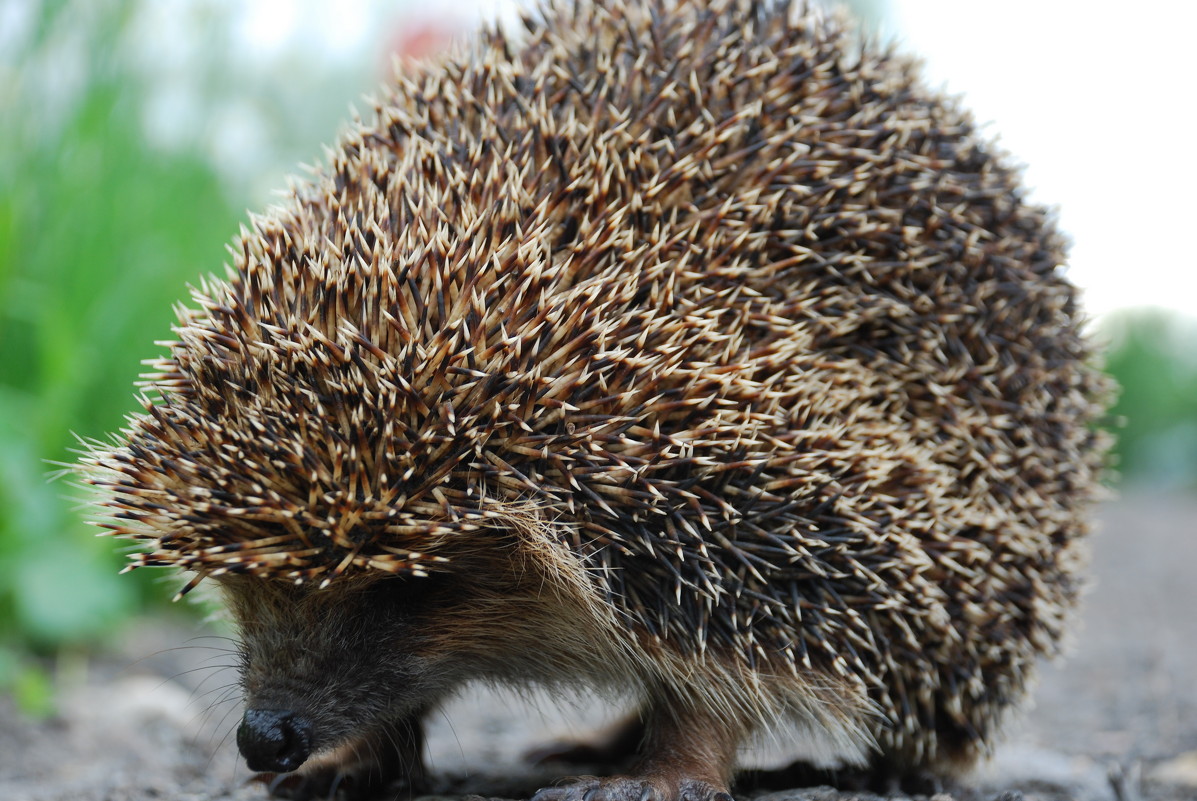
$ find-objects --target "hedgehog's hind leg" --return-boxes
[530,700,738,801]
[264,712,428,801]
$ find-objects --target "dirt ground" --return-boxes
[2,494,1194,801]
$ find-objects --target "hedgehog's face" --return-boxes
[222,572,452,774]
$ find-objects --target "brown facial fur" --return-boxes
[222,575,441,750]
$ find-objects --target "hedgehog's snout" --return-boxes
[237,708,313,773]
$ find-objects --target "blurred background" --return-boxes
[1,0,1194,713]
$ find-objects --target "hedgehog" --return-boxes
[80,1,1110,799]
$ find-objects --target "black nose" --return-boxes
[237,709,313,773]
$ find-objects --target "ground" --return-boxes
[2,495,1194,801]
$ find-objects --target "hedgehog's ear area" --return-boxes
[486,504,564,561]
[486,503,608,601]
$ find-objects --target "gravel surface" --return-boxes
[2,495,1194,801]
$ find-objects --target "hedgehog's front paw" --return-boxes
[262,766,349,800]
[531,776,733,801]
[261,763,410,801]
[256,715,426,800]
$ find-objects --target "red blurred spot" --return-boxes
[386,15,459,69]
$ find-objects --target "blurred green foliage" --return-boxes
[0,0,1194,666]
[1101,312,1197,491]
[0,0,243,650]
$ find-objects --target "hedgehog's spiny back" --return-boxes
[83,0,1109,766]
